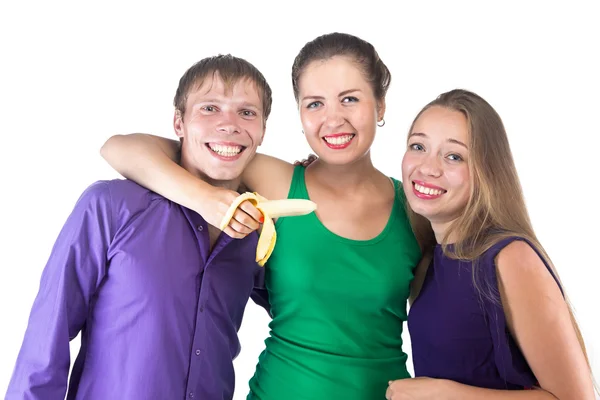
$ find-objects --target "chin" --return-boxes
[319,151,363,166]
[207,171,242,182]
[407,202,435,220]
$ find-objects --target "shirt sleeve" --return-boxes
[5,181,113,400]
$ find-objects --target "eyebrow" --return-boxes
[196,98,220,104]
[408,132,468,149]
[301,88,362,102]
[239,102,261,110]
[339,88,361,96]
[193,99,261,110]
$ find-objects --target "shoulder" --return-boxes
[389,176,411,220]
[78,180,112,200]
[495,239,559,293]
[89,178,163,216]
[496,240,541,272]
[243,153,295,200]
[106,177,159,199]
[390,176,408,203]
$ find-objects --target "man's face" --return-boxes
[174,73,265,184]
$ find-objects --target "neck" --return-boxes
[180,154,241,193]
[431,219,458,245]
[201,175,241,192]
[309,151,379,188]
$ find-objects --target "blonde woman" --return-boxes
[386,89,596,399]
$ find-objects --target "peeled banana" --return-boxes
[220,192,316,266]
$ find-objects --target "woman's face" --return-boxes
[297,56,384,166]
[402,106,471,231]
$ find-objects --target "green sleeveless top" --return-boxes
[248,166,421,400]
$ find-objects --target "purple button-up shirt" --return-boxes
[6,179,269,400]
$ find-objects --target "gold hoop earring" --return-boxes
[377,119,385,127]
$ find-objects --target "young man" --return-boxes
[6,54,272,400]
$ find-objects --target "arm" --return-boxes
[387,240,595,400]
[100,133,294,236]
[239,152,294,200]
[5,182,112,400]
[100,134,205,213]
[387,378,557,399]
[496,241,595,399]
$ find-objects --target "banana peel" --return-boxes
[220,192,316,266]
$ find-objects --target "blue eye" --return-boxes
[307,101,322,109]
[410,143,424,151]
[342,96,358,103]
[202,105,216,112]
[447,154,463,161]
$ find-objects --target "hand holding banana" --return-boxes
[220,192,316,266]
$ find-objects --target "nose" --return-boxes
[324,103,345,129]
[216,110,241,135]
[418,153,443,178]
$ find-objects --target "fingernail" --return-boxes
[259,216,264,223]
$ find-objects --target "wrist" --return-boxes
[436,379,458,399]
[186,180,215,215]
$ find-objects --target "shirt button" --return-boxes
[189,392,194,398]
[195,349,201,356]
[197,225,203,232]
[199,305,204,312]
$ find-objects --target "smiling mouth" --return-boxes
[206,143,246,157]
[413,182,446,196]
[323,134,355,145]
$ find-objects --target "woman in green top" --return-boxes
[101,32,421,399]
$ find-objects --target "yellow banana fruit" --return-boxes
[220,192,316,266]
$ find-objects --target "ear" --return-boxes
[376,99,386,123]
[173,109,185,138]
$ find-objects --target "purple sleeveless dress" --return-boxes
[408,237,560,389]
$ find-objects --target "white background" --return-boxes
[1,1,598,398]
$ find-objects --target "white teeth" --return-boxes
[414,183,444,196]
[323,134,354,145]
[209,144,242,157]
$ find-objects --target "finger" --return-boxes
[237,201,263,225]
[232,210,261,232]
[228,217,256,235]
[222,226,247,239]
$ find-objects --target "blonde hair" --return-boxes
[407,89,594,384]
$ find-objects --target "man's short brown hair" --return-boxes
[173,54,272,124]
